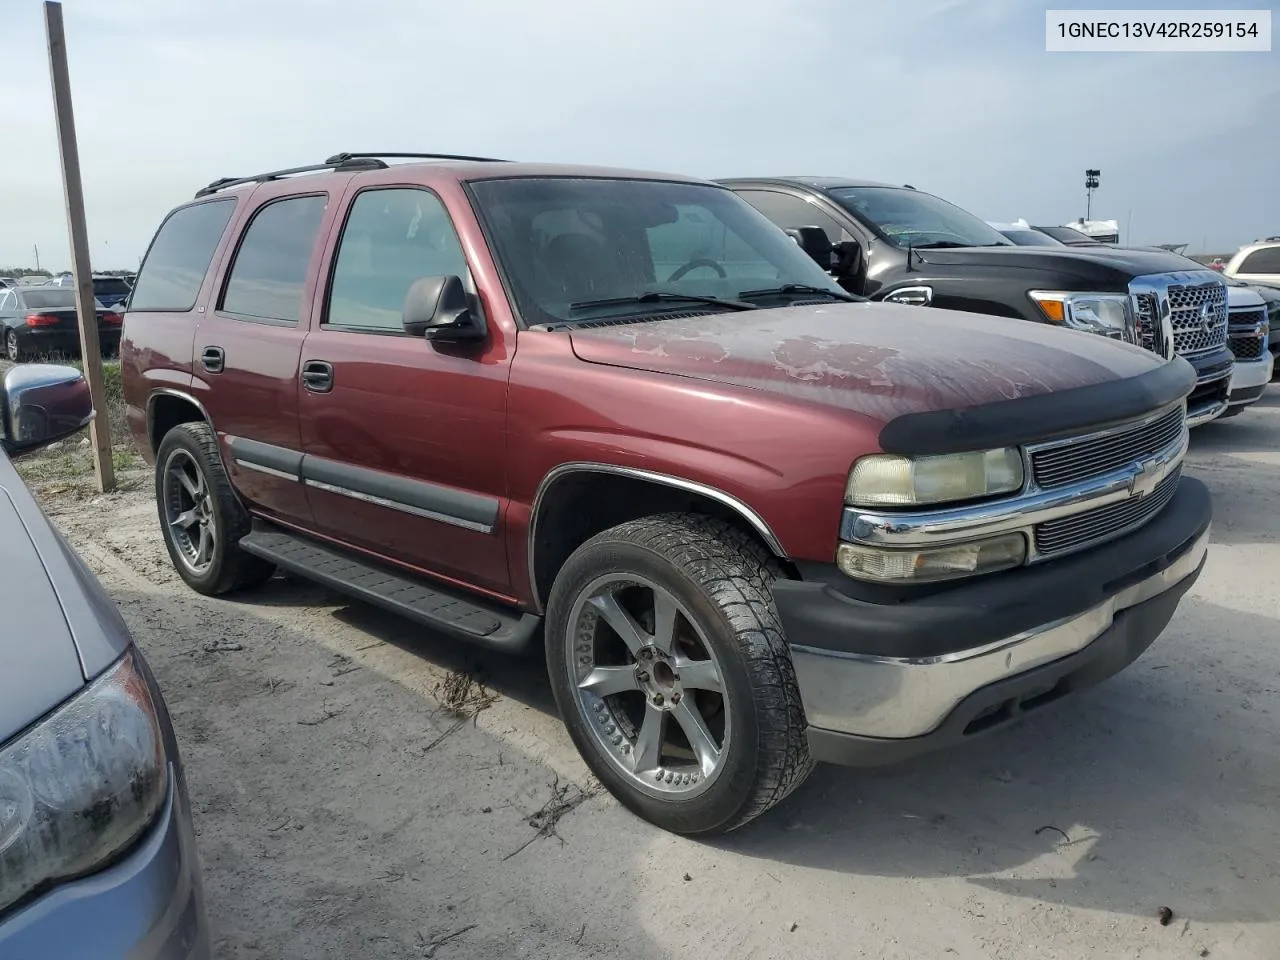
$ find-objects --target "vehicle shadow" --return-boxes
[715,595,1280,925]
[242,573,1280,927]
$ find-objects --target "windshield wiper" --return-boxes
[738,283,861,303]
[569,291,757,312]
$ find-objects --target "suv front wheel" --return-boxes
[155,421,275,595]
[545,513,814,835]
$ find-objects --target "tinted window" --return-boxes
[1034,225,1099,245]
[829,186,1012,249]
[221,195,327,323]
[326,189,470,332]
[469,177,844,326]
[1001,229,1063,246]
[129,199,235,311]
[0,291,13,312]
[734,190,850,244]
[92,277,132,295]
[21,289,104,309]
[1239,247,1280,274]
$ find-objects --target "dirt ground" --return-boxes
[16,377,1280,959]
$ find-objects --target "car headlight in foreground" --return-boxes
[0,649,167,916]
[846,448,1024,508]
[1029,290,1133,339]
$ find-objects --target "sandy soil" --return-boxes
[21,387,1280,960]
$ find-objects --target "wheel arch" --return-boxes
[527,462,790,612]
[147,389,212,456]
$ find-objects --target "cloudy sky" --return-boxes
[1,0,1276,270]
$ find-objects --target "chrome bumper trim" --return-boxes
[790,527,1208,740]
[1227,353,1274,399]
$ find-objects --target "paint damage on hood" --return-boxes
[568,301,1165,427]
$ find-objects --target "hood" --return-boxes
[1227,285,1266,309]
[568,301,1165,428]
[914,244,1208,284]
[0,474,85,745]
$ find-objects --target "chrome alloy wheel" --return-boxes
[566,573,729,799]
[161,448,217,575]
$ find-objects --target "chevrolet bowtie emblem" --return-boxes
[1128,456,1164,499]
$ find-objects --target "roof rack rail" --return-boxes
[193,155,388,199]
[324,151,511,165]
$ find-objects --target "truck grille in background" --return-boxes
[1034,466,1181,557]
[1134,293,1165,356]
[1168,281,1228,356]
[1029,406,1185,490]
[1228,307,1267,361]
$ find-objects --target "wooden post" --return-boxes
[44,0,114,492]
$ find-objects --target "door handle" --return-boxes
[200,346,225,374]
[301,360,334,393]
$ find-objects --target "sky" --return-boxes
[0,0,1276,271]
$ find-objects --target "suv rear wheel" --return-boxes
[155,421,275,595]
[545,513,813,835]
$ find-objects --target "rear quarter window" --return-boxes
[129,198,237,312]
[1239,247,1280,275]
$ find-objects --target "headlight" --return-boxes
[1029,291,1132,339]
[0,650,167,916]
[837,532,1027,583]
[846,448,1024,507]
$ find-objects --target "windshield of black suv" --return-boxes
[827,186,1013,250]
[468,177,850,326]
[92,277,132,296]
[1001,229,1064,247]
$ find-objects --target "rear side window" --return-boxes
[221,195,327,324]
[130,199,236,311]
[1239,247,1280,274]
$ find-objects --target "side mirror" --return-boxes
[785,227,834,269]
[402,275,486,342]
[1,364,94,458]
[832,238,863,277]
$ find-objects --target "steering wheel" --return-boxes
[667,258,727,282]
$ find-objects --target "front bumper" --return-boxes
[1228,352,1274,407]
[14,327,122,357]
[0,768,210,959]
[1184,347,1233,427]
[775,477,1211,766]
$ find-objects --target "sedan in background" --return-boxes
[0,364,209,958]
[0,286,123,361]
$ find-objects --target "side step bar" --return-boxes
[240,521,542,654]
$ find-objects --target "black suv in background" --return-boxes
[723,177,1235,427]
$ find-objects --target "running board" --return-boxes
[240,521,541,654]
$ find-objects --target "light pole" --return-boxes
[1085,168,1101,222]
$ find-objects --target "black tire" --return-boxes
[6,329,27,363]
[155,421,276,595]
[545,513,813,835]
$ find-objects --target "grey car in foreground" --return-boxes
[0,365,209,959]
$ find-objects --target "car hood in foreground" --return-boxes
[568,300,1166,429]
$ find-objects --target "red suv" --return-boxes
[122,153,1211,835]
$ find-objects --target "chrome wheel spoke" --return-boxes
[195,525,214,566]
[177,467,201,500]
[651,589,679,655]
[676,658,722,694]
[171,508,199,531]
[587,592,648,655]
[631,704,666,774]
[579,666,640,698]
[672,700,721,777]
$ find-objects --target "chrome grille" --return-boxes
[1229,307,1267,361]
[1134,293,1164,355]
[1168,281,1228,356]
[1029,406,1185,490]
[1034,466,1181,557]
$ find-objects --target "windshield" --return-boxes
[1035,225,1099,245]
[827,186,1012,249]
[22,289,107,309]
[1001,229,1064,247]
[467,177,847,325]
